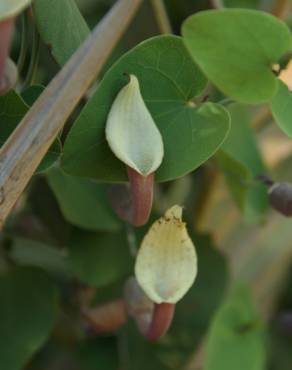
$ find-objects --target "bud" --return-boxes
[135,205,198,304]
[0,1,31,21]
[106,74,164,176]
[268,182,292,217]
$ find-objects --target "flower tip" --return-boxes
[105,73,164,176]
[135,204,197,304]
[165,204,183,220]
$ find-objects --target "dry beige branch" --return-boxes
[0,0,143,229]
[271,0,291,19]
[150,0,172,34]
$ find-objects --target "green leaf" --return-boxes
[10,237,71,278]
[0,90,61,173]
[182,9,292,103]
[75,338,118,370]
[68,229,133,287]
[46,167,121,231]
[62,35,230,182]
[21,85,45,105]
[219,104,268,223]
[271,80,292,138]
[33,0,89,66]
[204,286,266,370]
[0,267,59,370]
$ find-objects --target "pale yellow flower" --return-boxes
[0,0,31,20]
[106,74,164,176]
[135,205,198,304]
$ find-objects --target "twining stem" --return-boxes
[256,175,274,188]
[218,97,234,106]
[23,23,40,88]
[150,0,172,34]
[0,18,15,93]
[127,167,154,227]
[145,303,175,341]
[0,0,143,230]
[17,14,29,74]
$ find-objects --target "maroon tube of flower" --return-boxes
[109,167,154,227]
[127,167,154,226]
[145,303,175,341]
[124,277,175,342]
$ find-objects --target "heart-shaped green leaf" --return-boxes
[271,80,292,138]
[182,9,292,103]
[0,90,61,173]
[62,35,230,182]
[0,0,31,21]
[204,286,266,370]
[218,104,268,223]
[69,229,133,287]
[46,167,121,231]
[0,267,59,370]
[33,0,89,66]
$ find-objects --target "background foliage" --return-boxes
[1,0,292,369]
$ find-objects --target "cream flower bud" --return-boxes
[0,0,31,21]
[105,74,164,176]
[135,205,198,304]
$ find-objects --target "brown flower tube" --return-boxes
[124,277,175,341]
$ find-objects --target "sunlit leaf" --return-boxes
[182,9,292,103]
[271,79,292,138]
[204,285,266,370]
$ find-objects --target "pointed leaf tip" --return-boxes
[105,74,164,176]
[135,205,197,304]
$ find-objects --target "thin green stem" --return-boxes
[217,97,234,106]
[22,24,40,89]
[17,13,29,74]
[125,223,138,258]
